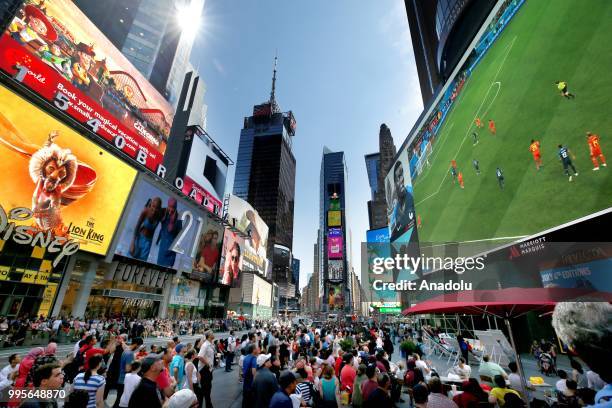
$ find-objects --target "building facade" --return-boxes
[233,60,298,306]
[405,0,495,106]
[318,149,350,313]
[366,124,397,230]
[74,0,204,104]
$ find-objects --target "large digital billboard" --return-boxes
[114,176,221,277]
[328,260,343,281]
[0,0,174,172]
[327,236,343,259]
[405,0,612,247]
[219,229,244,288]
[191,217,224,283]
[0,84,136,256]
[385,148,417,243]
[365,227,397,304]
[226,195,269,276]
[182,127,228,215]
[327,210,341,227]
[327,282,344,311]
[169,277,201,307]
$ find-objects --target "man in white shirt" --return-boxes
[198,331,215,408]
[52,318,62,333]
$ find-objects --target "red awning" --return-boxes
[402,287,612,318]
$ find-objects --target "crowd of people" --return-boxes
[0,301,609,408]
[0,316,255,348]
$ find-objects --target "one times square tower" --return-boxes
[233,58,298,299]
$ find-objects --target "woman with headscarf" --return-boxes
[26,342,58,386]
[14,347,44,388]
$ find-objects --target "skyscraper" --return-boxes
[364,153,380,200]
[405,0,496,105]
[319,148,350,313]
[366,124,397,230]
[74,0,204,104]
[233,57,297,302]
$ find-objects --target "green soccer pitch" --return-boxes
[412,0,612,245]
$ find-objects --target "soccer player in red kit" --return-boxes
[458,172,464,189]
[488,119,496,135]
[475,117,483,129]
[587,132,606,170]
[530,139,542,170]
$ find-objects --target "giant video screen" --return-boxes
[114,176,223,281]
[226,195,269,277]
[0,84,136,256]
[0,0,174,172]
[402,0,612,247]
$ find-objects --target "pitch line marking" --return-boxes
[414,122,456,184]
[415,36,517,207]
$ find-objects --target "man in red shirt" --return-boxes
[82,336,115,370]
[156,347,176,399]
[361,364,379,403]
[340,354,356,392]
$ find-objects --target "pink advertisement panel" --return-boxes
[327,236,343,259]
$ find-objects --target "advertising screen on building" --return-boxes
[327,282,344,311]
[252,273,272,308]
[219,229,244,288]
[183,127,228,215]
[365,227,397,304]
[385,148,417,243]
[328,260,343,281]
[327,236,343,259]
[169,277,201,307]
[191,217,224,283]
[328,227,342,237]
[329,194,340,211]
[114,176,220,276]
[406,0,612,248]
[0,0,174,172]
[328,210,341,227]
[227,195,269,276]
[0,84,136,256]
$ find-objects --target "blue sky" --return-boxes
[190,0,423,289]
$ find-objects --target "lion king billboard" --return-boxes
[0,84,136,257]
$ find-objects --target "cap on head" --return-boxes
[256,354,271,368]
[140,355,160,373]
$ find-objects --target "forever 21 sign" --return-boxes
[111,262,170,289]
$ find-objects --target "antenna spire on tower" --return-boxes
[270,51,278,104]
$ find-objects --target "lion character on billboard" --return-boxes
[29,131,78,232]
[0,112,97,235]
